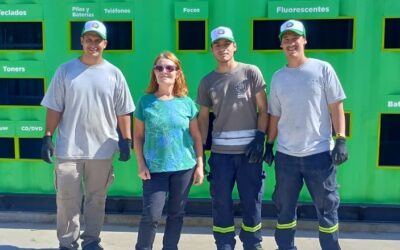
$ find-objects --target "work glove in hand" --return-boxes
[331,137,348,165]
[245,131,266,164]
[263,142,274,166]
[119,138,132,162]
[41,135,54,164]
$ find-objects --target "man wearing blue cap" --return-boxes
[40,20,135,250]
[197,26,268,250]
[264,19,348,250]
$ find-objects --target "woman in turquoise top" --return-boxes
[134,51,204,250]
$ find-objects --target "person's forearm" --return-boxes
[117,114,132,139]
[330,101,346,136]
[44,109,62,136]
[267,115,279,143]
[198,107,210,145]
[257,110,268,133]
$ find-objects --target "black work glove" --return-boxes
[331,137,348,165]
[263,142,274,166]
[41,135,54,164]
[119,138,132,162]
[245,131,266,164]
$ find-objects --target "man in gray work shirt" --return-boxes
[40,20,135,250]
[264,19,348,250]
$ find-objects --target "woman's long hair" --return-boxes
[146,51,188,97]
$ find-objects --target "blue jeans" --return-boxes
[135,168,194,250]
[273,151,340,250]
[208,153,265,250]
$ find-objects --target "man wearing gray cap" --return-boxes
[264,19,348,250]
[40,20,135,250]
[197,26,268,250]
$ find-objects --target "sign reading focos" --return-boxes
[183,7,200,13]
[175,2,208,19]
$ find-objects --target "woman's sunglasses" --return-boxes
[153,65,177,73]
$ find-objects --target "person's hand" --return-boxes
[193,163,204,185]
[138,165,151,180]
[118,138,132,162]
[245,131,265,164]
[332,137,348,165]
[263,142,274,166]
[41,135,54,164]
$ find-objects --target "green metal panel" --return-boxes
[0,0,400,206]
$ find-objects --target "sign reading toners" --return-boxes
[175,1,208,19]
[0,4,43,20]
[0,61,44,77]
[268,0,339,18]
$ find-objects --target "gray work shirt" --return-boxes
[41,58,135,159]
[269,58,346,157]
[197,63,266,154]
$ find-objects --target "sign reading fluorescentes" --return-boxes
[268,0,339,18]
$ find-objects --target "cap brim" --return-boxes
[81,30,106,40]
[212,37,235,43]
[279,29,305,40]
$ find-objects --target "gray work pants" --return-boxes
[55,159,114,249]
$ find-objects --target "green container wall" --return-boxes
[1,0,400,206]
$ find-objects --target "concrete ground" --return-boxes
[0,212,399,250]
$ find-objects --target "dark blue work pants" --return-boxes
[273,151,340,250]
[208,153,265,250]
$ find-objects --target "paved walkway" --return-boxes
[0,221,399,250]
[0,212,399,249]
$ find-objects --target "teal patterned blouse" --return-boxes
[135,94,198,172]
